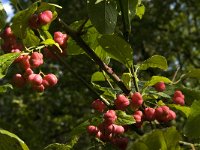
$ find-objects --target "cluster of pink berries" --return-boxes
[88,101,128,150]
[87,82,185,149]
[11,50,58,92]
[29,10,53,29]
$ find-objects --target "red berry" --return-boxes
[131,92,143,107]
[33,84,45,92]
[42,74,58,87]
[173,97,185,106]
[23,68,34,79]
[133,110,143,123]
[12,74,26,88]
[104,110,117,124]
[1,27,15,39]
[174,90,184,99]
[91,99,106,112]
[54,31,68,48]
[30,52,43,68]
[87,125,99,135]
[19,55,31,70]
[28,74,43,86]
[167,110,176,120]
[114,94,130,110]
[144,107,155,121]
[112,124,124,134]
[154,81,166,92]
[38,10,53,25]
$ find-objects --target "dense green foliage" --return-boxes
[0,0,200,150]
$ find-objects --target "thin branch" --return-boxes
[57,17,130,95]
[179,141,195,150]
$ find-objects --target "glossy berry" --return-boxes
[112,124,124,134]
[131,92,143,107]
[87,125,99,135]
[1,26,15,39]
[133,110,143,123]
[38,10,53,25]
[104,110,117,124]
[12,74,26,88]
[28,74,43,86]
[155,106,176,122]
[144,107,155,121]
[173,90,185,106]
[154,81,166,92]
[54,31,68,48]
[114,94,130,110]
[30,52,43,68]
[91,99,106,112]
[19,55,31,70]
[42,74,58,87]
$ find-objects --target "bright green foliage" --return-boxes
[23,29,40,47]
[168,104,191,118]
[98,34,133,68]
[0,0,7,30]
[0,129,29,150]
[0,84,13,93]
[127,127,181,150]
[0,53,20,79]
[135,3,145,19]
[121,73,132,90]
[91,71,106,82]
[139,55,168,70]
[87,0,118,34]
[143,76,172,89]
[184,100,200,138]
[115,110,135,125]
[180,87,200,105]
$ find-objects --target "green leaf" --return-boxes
[0,0,7,30]
[98,34,133,68]
[0,83,13,93]
[23,29,40,47]
[149,91,171,99]
[143,76,172,89]
[11,3,38,38]
[121,73,132,90]
[117,0,137,32]
[127,127,181,150]
[91,71,106,82]
[41,39,62,52]
[168,104,190,118]
[94,46,110,64]
[87,0,118,34]
[139,55,168,71]
[184,69,200,79]
[180,87,200,105]
[44,136,79,150]
[0,129,29,150]
[115,110,135,125]
[135,3,145,19]
[0,53,21,79]
[38,29,53,40]
[67,37,84,55]
[184,100,200,138]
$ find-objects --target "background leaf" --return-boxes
[115,110,135,125]
[127,127,181,150]
[0,0,7,31]
[87,0,118,34]
[184,100,200,138]
[0,129,29,150]
[184,69,200,79]
[98,34,133,68]
[168,104,190,118]
[0,83,13,93]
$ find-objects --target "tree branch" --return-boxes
[57,18,130,95]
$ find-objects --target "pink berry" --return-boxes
[104,110,117,124]
[1,27,15,39]
[174,90,184,99]
[12,74,26,88]
[30,52,43,68]
[87,125,99,135]
[173,97,185,106]
[38,10,53,25]
[114,94,130,110]
[144,107,155,121]
[42,74,58,87]
[154,82,166,92]
[33,84,45,92]
[91,99,106,112]
[131,92,143,107]
[23,68,34,79]
[54,31,68,48]
[133,110,143,123]
[113,124,124,134]
[19,55,31,70]
[28,74,43,86]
